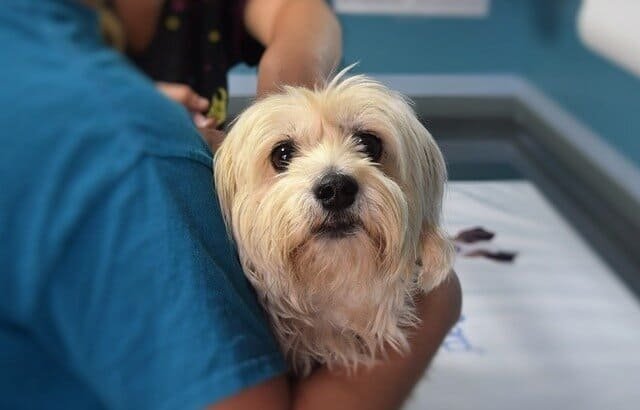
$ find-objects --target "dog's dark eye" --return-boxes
[270,141,297,172]
[353,132,383,162]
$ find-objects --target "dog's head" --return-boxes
[214,72,454,307]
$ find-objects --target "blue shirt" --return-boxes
[0,1,286,409]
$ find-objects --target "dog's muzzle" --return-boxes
[313,172,360,238]
[313,172,359,212]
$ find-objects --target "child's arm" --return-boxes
[244,0,343,98]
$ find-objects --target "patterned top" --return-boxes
[128,0,264,126]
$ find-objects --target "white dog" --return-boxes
[214,71,455,376]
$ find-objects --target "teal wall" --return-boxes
[336,0,640,166]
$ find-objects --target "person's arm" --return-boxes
[210,272,463,410]
[244,0,343,97]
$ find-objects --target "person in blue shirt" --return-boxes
[0,1,462,409]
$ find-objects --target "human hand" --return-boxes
[157,82,214,126]
[156,82,225,151]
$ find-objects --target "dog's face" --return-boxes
[215,75,453,312]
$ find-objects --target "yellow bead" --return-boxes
[208,30,221,43]
[165,16,181,31]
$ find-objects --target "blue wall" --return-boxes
[337,0,640,166]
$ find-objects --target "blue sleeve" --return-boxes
[40,142,286,409]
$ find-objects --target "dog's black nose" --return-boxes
[314,173,359,211]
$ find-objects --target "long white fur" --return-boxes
[214,69,455,376]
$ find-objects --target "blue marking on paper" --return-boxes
[442,314,484,354]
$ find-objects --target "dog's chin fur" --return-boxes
[214,69,455,376]
[241,235,421,375]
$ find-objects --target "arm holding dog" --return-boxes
[210,273,462,410]
[292,273,462,410]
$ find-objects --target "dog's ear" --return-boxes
[401,105,455,292]
[417,225,455,292]
[213,137,237,233]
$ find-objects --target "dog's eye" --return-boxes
[270,141,297,172]
[353,132,382,162]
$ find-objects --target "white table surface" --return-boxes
[405,180,640,410]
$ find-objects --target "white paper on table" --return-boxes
[405,181,640,410]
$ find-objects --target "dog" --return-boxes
[214,70,455,376]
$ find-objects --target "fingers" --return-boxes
[155,82,225,151]
[193,112,217,129]
[157,82,210,113]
